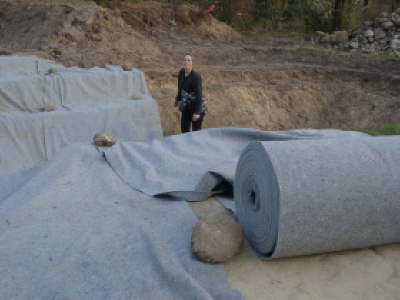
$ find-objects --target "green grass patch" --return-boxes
[359,124,400,136]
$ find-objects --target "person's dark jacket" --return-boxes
[175,68,203,114]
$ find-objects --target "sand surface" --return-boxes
[224,242,400,299]
[190,198,400,300]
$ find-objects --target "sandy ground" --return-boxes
[191,198,400,300]
[225,243,400,300]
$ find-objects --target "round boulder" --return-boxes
[349,39,359,49]
[391,37,400,50]
[376,16,390,23]
[364,29,374,38]
[392,14,400,26]
[374,29,386,39]
[93,133,117,147]
[191,210,243,264]
[382,21,394,30]
[364,20,373,27]
[42,104,57,112]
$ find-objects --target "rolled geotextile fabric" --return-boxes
[234,136,400,259]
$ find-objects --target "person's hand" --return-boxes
[192,114,201,121]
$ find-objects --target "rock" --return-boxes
[131,91,146,100]
[364,29,374,38]
[93,133,117,147]
[46,68,59,75]
[392,14,400,26]
[374,29,386,39]
[364,20,373,27]
[191,210,243,264]
[382,21,394,30]
[375,17,389,23]
[320,34,332,44]
[365,43,376,52]
[333,31,348,43]
[349,39,359,49]
[380,12,389,18]
[42,104,57,112]
[316,10,400,54]
[50,49,62,58]
[391,37,400,50]
[121,63,134,71]
[314,31,325,37]
[311,31,325,43]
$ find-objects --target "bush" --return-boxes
[361,124,400,136]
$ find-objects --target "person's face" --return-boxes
[183,55,192,70]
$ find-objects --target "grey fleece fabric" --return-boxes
[0,57,244,299]
[101,128,368,201]
[0,66,149,112]
[101,128,399,259]
[0,144,243,300]
[0,100,162,174]
[0,55,64,77]
[0,56,161,174]
[234,137,400,259]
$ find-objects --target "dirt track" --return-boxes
[0,0,399,135]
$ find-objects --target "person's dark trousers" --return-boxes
[181,106,205,133]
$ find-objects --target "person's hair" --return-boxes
[184,54,192,59]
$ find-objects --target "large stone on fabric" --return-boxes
[191,210,243,264]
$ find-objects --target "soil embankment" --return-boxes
[0,0,398,135]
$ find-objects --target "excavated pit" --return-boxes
[148,67,400,135]
[0,0,399,136]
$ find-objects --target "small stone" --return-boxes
[349,39,359,49]
[191,210,243,264]
[364,20,373,27]
[46,68,59,75]
[374,29,386,39]
[380,12,389,18]
[121,63,134,71]
[314,31,325,37]
[382,21,394,30]
[50,49,62,58]
[391,14,400,26]
[131,92,146,100]
[320,34,333,44]
[375,17,389,23]
[42,104,57,112]
[364,29,374,37]
[391,38,400,50]
[93,133,117,147]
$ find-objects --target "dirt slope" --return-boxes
[0,0,399,135]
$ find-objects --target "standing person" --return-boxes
[175,54,206,133]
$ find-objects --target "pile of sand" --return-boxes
[0,0,167,67]
[101,0,239,41]
[0,0,238,68]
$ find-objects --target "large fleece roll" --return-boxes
[234,136,400,259]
